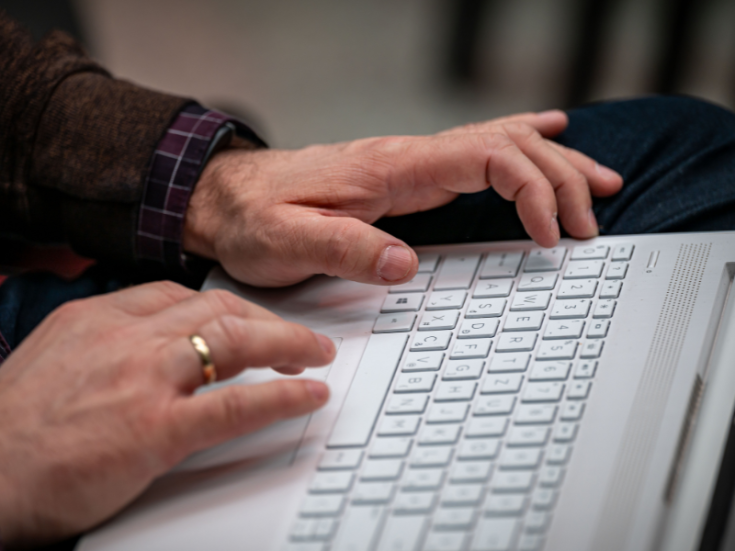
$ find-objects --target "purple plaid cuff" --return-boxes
[0,330,10,365]
[137,103,264,271]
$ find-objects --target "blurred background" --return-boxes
[2,0,735,148]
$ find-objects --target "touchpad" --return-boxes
[173,338,341,472]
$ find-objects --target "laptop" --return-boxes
[79,231,735,551]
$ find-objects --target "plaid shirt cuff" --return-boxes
[136,103,265,272]
[0,330,10,365]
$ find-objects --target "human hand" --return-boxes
[0,282,334,546]
[183,110,622,287]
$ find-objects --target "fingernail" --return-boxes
[550,212,560,241]
[595,162,620,181]
[305,380,329,402]
[536,109,565,121]
[588,208,600,237]
[316,334,335,355]
[377,245,413,282]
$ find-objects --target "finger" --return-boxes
[101,281,197,317]
[547,141,623,197]
[439,110,569,139]
[148,288,281,337]
[168,315,335,387]
[247,208,419,286]
[171,379,329,453]
[502,123,598,239]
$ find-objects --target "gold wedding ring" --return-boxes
[189,334,217,385]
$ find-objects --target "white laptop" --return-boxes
[79,232,735,551]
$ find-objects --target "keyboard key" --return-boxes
[522,382,565,402]
[361,459,403,481]
[378,416,421,436]
[567,380,592,399]
[411,446,454,467]
[309,472,355,493]
[593,299,616,318]
[536,340,577,361]
[492,472,535,493]
[474,395,516,415]
[382,293,424,313]
[410,331,452,351]
[390,274,432,293]
[458,318,499,339]
[524,512,550,534]
[351,483,395,504]
[553,423,578,443]
[426,403,469,423]
[285,540,327,551]
[377,516,429,550]
[546,444,572,465]
[394,373,436,393]
[450,461,493,483]
[481,374,524,394]
[330,506,385,550]
[484,494,527,516]
[434,381,477,402]
[574,360,598,379]
[612,243,634,261]
[450,339,492,359]
[524,247,566,272]
[518,273,559,292]
[471,518,520,551]
[579,340,603,359]
[600,280,622,299]
[328,333,408,448]
[457,438,501,460]
[531,489,557,511]
[465,417,508,438]
[300,495,346,517]
[373,313,416,333]
[550,298,591,319]
[517,534,544,551]
[514,404,557,424]
[499,448,543,469]
[543,319,584,339]
[474,280,513,298]
[319,449,363,470]
[442,484,485,506]
[370,438,412,458]
[560,401,585,421]
[418,425,462,445]
[538,466,564,487]
[606,261,628,279]
[564,260,604,279]
[488,353,531,373]
[466,298,506,318]
[403,469,445,490]
[403,351,444,372]
[510,291,552,311]
[290,518,337,542]
[480,252,524,279]
[556,279,597,298]
[504,311,545,331]
[586,320,609,338]
[443,360,484,380]
[425,532,468,551]
[386,394,429,414]
[426,290,467,310]
[435,254,482,290]
[434,507,478,530]
[418,253,441,273]
[419,311,460,331]
[529,360,571,381]
[571,244,609,260]
[506,427,550,447]
[496,333,537,352]
[392,494,436,514]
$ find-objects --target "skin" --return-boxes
[0,110,622,546]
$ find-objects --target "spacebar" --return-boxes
[327,333,408,448]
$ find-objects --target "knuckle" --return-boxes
[149,280,190,301]
[323,223,365,276]
[202,289,243,314]
[218,389,249,428]
[216,315,249,350]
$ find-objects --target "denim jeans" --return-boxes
[4,95,735,351]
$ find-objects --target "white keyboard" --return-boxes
[287,243,634,551]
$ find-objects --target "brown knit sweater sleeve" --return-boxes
[0,11,191,265]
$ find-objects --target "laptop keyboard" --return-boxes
[287,243,634,551]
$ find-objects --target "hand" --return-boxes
[183,110,623,287]
[0,282,334,546]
